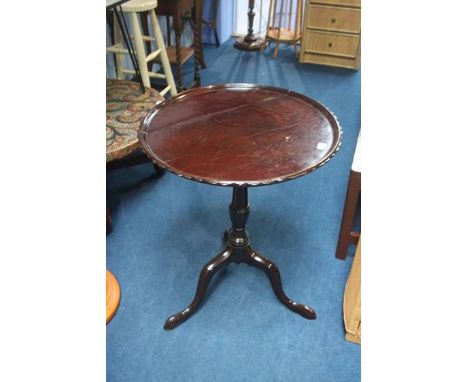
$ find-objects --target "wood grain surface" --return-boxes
[139,84,341,187]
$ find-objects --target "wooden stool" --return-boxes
[263,0,304,58]
[106,270,121,324]
[107,0,178,97]
[336,133,361,260]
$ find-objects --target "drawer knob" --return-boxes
[328,42,333,48]
[331,18,336,23]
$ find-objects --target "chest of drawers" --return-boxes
[299,0,361,70]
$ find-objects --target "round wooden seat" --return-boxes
[106,270,121,324]
[106,79,164,162]
[121,0,158,13]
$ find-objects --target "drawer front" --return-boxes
[307,5,361,34]
[310,0,361,7]
[304,30,359,58]
[300,51,359,69]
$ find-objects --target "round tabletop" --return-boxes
[139,84,342,187]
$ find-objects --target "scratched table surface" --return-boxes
[139,83,342,187]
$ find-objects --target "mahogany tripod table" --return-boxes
[139,84,342,329]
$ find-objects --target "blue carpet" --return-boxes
[107,38,361,381]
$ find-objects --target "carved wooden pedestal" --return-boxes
[164,187,316,329]
[234,0,264,51]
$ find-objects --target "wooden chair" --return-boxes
[263,0,304,58]
[336,133,361,260]
[106,0,178,97]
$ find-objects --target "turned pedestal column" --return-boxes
[235,0,264,51]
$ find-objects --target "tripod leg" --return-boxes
[245,248,316,319]
[164,247,233,329]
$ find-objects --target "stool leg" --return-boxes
[336,170,361,260]
[173,13,184,91]
[140,12,154,72]
[113,14,125,80]
[131,12,151,88]
[150,10,178,97]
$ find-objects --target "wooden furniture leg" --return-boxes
[164,187,316,330]
[140,12,154,71]
[107,10,119,73]
[131,12,151,88]
[154,0,204,91]
[235,0,264,50]
[191,7,201,85]
[172,9,185,91]
[150,9,178,96]
[112,13,125,80]
[194,0,207,68]
[335,169,361,260]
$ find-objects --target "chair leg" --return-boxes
[335,170,361,260]
[140,11,154,72]
[193,1,207,69]
[113,14,125,80]
[131,12,151,88]
[150,10,178,96]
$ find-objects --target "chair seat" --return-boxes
[106,79,164,162]
[121,0,158,13]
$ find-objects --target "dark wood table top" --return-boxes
[139,84,342,187]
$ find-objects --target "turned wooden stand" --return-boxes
[139,84,342,329]
[164,186,316,329]
[235,0,264,51]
